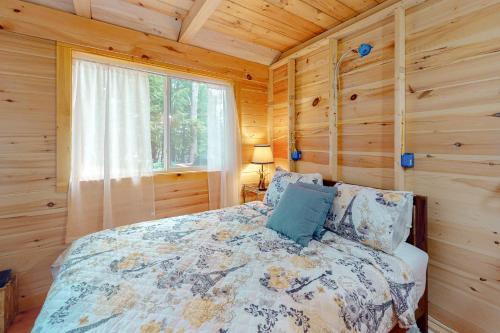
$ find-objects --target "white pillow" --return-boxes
[325,183,413,254]
[263,167,323,208]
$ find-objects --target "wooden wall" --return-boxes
[240,82,269,184]
[271,64,289,171]
[339,18,395,189]
[270,0,500,332]
[0,31,65,311]
[294,45,331,176]
[0,29,267,311]
[405,1,500,331]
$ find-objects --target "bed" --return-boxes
[33,181,428,333]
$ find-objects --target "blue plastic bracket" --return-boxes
[401,153,414,168]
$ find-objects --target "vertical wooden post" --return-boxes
[267,68,274,179]
[267,68,274,148]
[328,38,339,181]
[394,6,406,190]
[56,43,72,193]
[287,59,296,172]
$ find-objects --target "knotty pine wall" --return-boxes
[0,30,267,311]
[270,0,500,332]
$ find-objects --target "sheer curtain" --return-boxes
[66,59,155,243]
[207,84,242,209]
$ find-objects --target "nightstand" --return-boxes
[243,184,266,203]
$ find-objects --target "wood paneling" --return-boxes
[405,2,500,331]
[269,1,500,332]
[20,0,392,65]
[0,28,267,312]
[337,18,395,189]
[0,0,268,85]
[271,64,289,170]
[239,82,269,185]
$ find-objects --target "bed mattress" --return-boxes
[394,242,428,300]
[34,201,421,333]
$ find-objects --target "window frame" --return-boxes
[56,42,234,192]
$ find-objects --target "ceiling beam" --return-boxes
[0,0,268,85]
[73,0,92,18]
[178,0,222,43]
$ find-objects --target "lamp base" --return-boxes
[258,177,267,191]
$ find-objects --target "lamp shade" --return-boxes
[251,144,274,164]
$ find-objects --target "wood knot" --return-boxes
[5,98,13,103]
[246,74,253,80]
[350,94,357,101]
[408,85,416,93]
[0,24,4,30]
[479,277,487,282]
[312,97,320,106]
[13,8,21,13]
[108,46,114,51]
[470,287,478,292]
[141,54,150,60]
[47,202,55,207]
[495,240,499,245]
[418,90,432,99]
[453,142,463,147]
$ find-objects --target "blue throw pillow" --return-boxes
[266,183,334,246]
[295,182,337,240]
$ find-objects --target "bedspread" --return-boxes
[33,202,418,333]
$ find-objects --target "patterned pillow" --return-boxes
[263,167,323,208]
[324,183,413,254]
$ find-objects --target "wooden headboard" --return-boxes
[322,180,428,253]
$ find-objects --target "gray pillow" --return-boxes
[266,183,334,247]
[295,182,337,240]
[263,167,323,208]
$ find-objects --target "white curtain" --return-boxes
[66,59,155,243]
[207,84,242,209]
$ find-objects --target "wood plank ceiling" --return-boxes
[23,0,389,65]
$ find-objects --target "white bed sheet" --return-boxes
[394,242,428,300]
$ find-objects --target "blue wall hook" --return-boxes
[358,43,373,57]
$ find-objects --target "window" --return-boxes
[149,74,221,172]
[56,46,238,193]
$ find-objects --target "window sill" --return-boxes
[153,171,219,184]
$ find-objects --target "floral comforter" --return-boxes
[33,202,418,333]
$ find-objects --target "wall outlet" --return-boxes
[401,153,414,168]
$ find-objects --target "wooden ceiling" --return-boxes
[24,0,389,64]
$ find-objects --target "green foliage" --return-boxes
[149,74,165,170]
[170,78,208,167]
[149,75,208,171]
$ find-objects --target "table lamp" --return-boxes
[251,144,274,191]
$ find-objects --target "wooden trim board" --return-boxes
[56,43,72,193]
[328,38,338,181]
[394,6,406,190]
[287,59,296,171]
